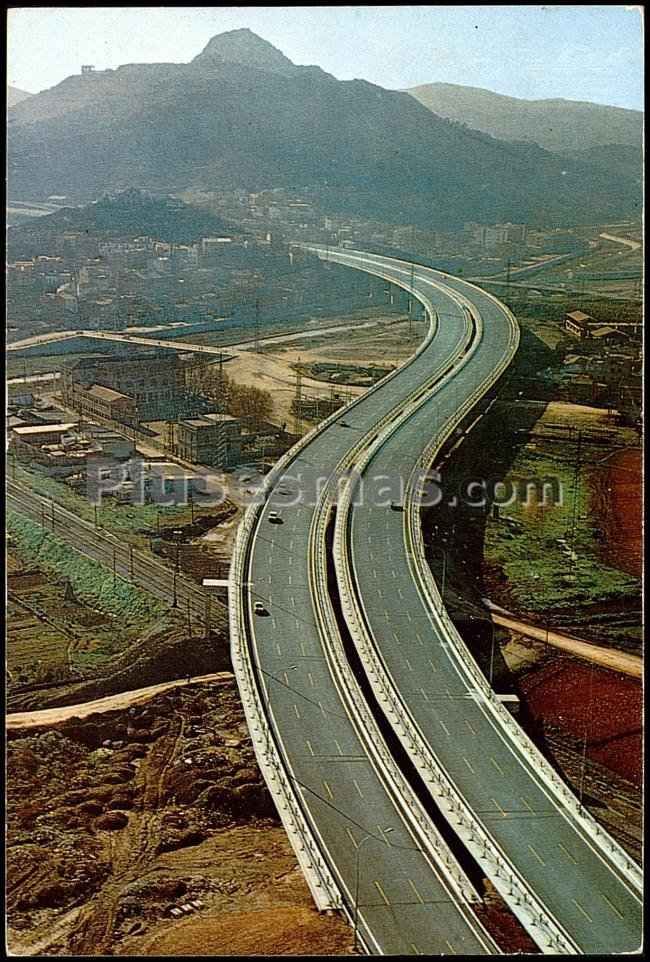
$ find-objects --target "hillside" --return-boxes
[407,82,643,153]
[7,30,640,230]
[8,86,33,108]
[7,189,235,254]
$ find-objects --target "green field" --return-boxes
[13,463,202,548]
[484,448,639,615]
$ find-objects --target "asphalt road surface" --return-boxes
[343,255,642,953]
[244,258,497,954]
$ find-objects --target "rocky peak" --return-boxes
[191,28,297,75]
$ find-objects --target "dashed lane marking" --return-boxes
[559,841,578,864]
[602,892,625,920]
[572,898,593,923]
[374,880,391,906]
[408,879,425,905]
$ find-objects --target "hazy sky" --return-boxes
[7,5,644,109]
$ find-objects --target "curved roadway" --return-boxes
[238,258,496,955]
[336,253,642,953]
[234,248,642,955]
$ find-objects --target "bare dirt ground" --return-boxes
[592,447,642,577]
[7,673,231,730]
[7,678,354,957]
[226,315,423,429]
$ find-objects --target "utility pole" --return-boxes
[294,363,303,436]
[409,262,415,336]
[204,595,211,639]
[112,547,117,589]
[254,297,261,354]
[568,429,583,580]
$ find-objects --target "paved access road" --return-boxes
[342,254,642,953]
[243,260,498,954]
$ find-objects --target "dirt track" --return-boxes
[489,608,642,677]
[7,673,233,730]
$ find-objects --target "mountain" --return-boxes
[192,27,299,75]
[7,189,235,256]
[7,31,641,230]
[7,85,33,108]
[407,82,643,153]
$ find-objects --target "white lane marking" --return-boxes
[293,704,301,719]
[408,878,425,905]
[353,779,365,799]
[305,739,314,756]
[572,898,593,923]
[464,757,475,774]
[374,880,391,906]
[490,756,505,775]
[602,892,625,920]
[559,842,578,864]
[528,843,545,866]
[346,828,359,849]
[323,780,334,800]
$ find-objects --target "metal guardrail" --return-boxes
[227,254,457,917]
[309,486,498,953]
[229,501,341,910]
[403,303,642,893]
[318,256,641,891]
[330,296,580,953]
[329,259,640,951]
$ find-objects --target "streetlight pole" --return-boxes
[488,621,496,689]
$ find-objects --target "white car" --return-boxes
[268,511,283,524]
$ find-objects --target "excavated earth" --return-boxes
[6,678,353,956]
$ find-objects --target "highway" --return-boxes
[331,253,642,952]
[233,258,500,954]
[233,247,642,954]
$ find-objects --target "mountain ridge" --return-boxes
[7,85,33,108]
[7,30,641,229]
[407,82,643,153]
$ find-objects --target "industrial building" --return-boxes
[565,310,592,338]
[61,349,187,422]
[173,413,241,468]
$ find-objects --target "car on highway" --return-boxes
[390,500,404,511]
[253,601,268,616]
[268,511,283,524]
